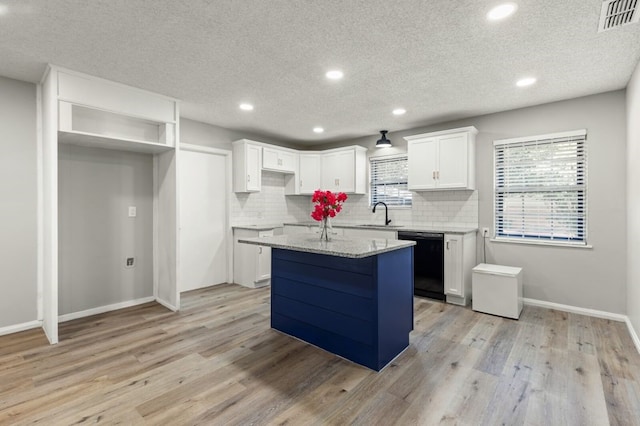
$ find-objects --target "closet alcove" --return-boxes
[40,66,179,343]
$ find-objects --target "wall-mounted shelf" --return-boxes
[58,130,175,154]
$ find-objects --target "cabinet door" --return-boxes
[279,150,296,172]
[437,133,468,189]
[408,138,438,190]
[444,234,463,296]
[246,144,262,191]
[262,147,280,170]
[321,149,359,193]
[333,150,355,192]
[263,147,296,173]
[299,154,321,194]
[321,152,340,190]
[256,245,271,282]
[256,230,274,282]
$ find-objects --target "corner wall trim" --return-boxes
[625,317,640,355]
[58,296,156,323]
[522,298,627,322]
[155,297,178,312]
[0,320,43,337]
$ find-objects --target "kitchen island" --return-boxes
[238,234,416,371]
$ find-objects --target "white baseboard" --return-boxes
[155,297,178,312]
[523,298,627,322]
[58,296,155,322]
[0,320,43,337]
[625,317,640,355]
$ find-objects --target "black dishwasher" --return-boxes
[398,231,445,300]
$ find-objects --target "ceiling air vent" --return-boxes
[598,0,639,32]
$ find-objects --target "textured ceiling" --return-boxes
[1,0,639,145]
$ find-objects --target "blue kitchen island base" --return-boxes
[270,246,414,371]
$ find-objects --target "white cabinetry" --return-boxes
[321,146,367,194]
[233,228,276,288]
[233,140,262,192]
[262,146,296,173]
[299,153,322,194]
[405,126,477,191]
[40,66,180,344]
[444,232,477,306]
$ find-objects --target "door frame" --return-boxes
[179,143,233,286]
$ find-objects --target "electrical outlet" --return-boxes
[128,206,137,217]
[482,227,490,237]
[125,257,135,268]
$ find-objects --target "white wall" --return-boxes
[324,91,628,314]
[627,61,640,335]
[180,118,302,150]
[0,77,38,328]
[58,144,154,315]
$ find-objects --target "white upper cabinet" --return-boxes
[320,146,367,194]
[55,68,178,153]
[262,146,296,173]
[298,153,322,194]
[234,141,366,195]
[233,140,262,192]
[405,126,477,191]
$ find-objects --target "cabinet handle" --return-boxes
[299,179,303,188]
[278,158,283,166]
[247,175,250,182]
[446,241,449,250]
[437,171,440,179]
[335,178,339,186]
[259,247,262,254]
[432,171,436,180]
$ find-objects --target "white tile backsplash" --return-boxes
[230,171,478,228]
[330,190,478,228]
[230,171,311,225]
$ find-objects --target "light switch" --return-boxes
[128,206,137,217]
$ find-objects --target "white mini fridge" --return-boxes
[472,263,523,319]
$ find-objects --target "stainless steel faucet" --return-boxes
[372,202,392,226]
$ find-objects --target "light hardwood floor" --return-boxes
[1,284,639,425]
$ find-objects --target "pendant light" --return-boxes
[376,130,392,148]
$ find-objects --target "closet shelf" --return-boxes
[58,130,175,154]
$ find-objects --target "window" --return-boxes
[370,155,412,207]
[494,130,587,245]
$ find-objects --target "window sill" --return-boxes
[489,237,593,249]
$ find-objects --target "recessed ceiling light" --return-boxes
[325,70,344,80]
[392,108,406,116]
[0,4,8,15]
[516,77,537,87]
[313,127,324,134]
[487,3,518,21]
[239,103,254,111]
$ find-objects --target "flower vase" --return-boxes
[319,217,331,241]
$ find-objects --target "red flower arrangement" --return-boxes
[311,190,348,221]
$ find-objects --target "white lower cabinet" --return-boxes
[233,228,277,288]
[444,232,477,306]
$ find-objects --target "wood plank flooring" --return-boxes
[1,283,639,425]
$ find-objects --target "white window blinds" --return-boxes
[494,130,587,244]
[370,155,412,207]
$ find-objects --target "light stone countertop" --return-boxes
[282,222,478,235]
[231,224,283,231]
[237,234,416,259]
